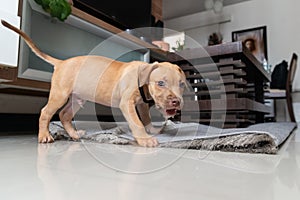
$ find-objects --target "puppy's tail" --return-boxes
[1,20,61,66]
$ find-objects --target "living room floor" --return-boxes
[0,125,300,200]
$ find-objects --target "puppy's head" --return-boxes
[139,62,186,119]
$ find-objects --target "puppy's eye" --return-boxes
[179,82,186,88]
[157,81,166,87]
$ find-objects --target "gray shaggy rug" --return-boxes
[49,121,296,154]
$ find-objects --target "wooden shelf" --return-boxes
[0,65,17,82]
[0,5,168,95]
[180,60,246,72]
[168,42,271,82]
[169,43,271,128]
[71,7,168,61]
[183,98,271,113]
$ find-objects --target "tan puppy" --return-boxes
[1,20,186,147]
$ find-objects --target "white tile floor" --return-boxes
[0,126,300,200]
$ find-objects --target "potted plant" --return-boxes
[172,39,184,52]
[34,0,73,21]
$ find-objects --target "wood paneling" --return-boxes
[0,4,167,95]
[0,65,17,82]
[168,41,271,128]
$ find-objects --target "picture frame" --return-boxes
[232,26,267,63]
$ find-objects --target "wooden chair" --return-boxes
[265,53,298,122]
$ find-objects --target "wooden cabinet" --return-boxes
[18,0,150,82]
[168,42,271,128]
[0,0,165,115]
[0,0,160,88]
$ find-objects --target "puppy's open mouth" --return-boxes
[166,108,177,116]
[155,104,180,118]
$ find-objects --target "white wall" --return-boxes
[165,0,300,121]
[222,0,300,74]
[165,0,300,90]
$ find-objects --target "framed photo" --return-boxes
[232,26,267,63]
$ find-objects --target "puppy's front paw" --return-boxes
[69,130,86,141]
[136,136,159,147]
[38,133,54,143]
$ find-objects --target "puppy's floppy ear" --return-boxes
[138,62,159,87]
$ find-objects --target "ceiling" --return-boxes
[163,0,251,20]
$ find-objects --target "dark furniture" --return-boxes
[265,53,298,122]
[168,41,271,128]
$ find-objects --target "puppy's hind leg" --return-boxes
[59,94,86,140]
[39,92,70,143]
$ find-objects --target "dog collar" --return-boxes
[138,85,154,104]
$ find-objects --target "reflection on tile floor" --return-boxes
[0,126,300,200]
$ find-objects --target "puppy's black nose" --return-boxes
[172,99,180,107]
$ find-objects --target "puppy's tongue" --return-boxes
[166,109,177,116]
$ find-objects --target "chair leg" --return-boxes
[286,92,296,122]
